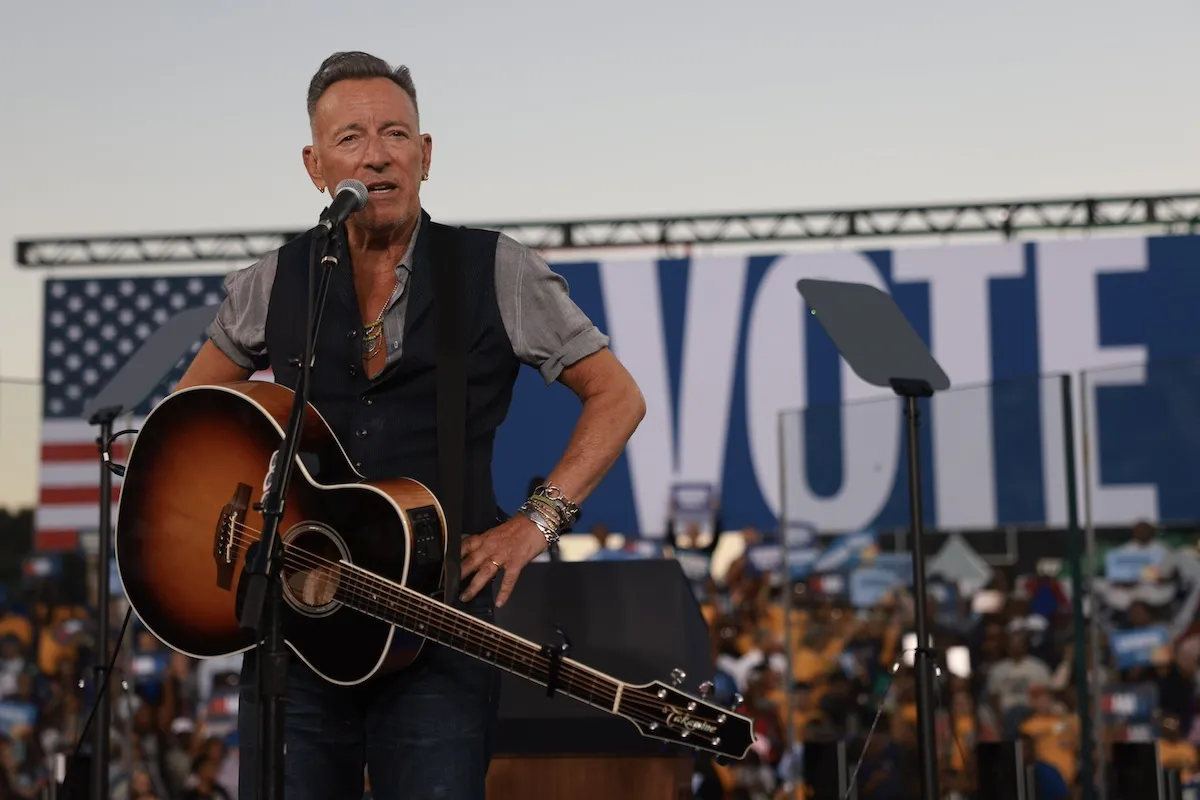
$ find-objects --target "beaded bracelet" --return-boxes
[517,482,580,546]
[531,483,580,527]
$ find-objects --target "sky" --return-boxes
[1,0,1198,508]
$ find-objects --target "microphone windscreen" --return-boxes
[334,179,369,211]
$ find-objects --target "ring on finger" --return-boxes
[490,559,503,569]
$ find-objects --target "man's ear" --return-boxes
[302,145,326,192]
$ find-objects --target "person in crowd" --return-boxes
[112,767,164,800]
[1154,643,1198,736]
[182,755,232,800]
[0,605,33,652]
[584,522,615,558]
[1158,713,1199,781]
[1019,732,1070,800]
[1019,686,1079,788]
[0,636,27,698]
[986,632,1052,738]
[1104,521,1180,611]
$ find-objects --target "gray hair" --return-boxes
[306,51,418,120]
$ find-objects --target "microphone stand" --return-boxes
[236,223,340,800]
[89,406,119,800]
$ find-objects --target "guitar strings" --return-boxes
[213,520,729,737]
[220,520,684,725]
[218,521,617,699]
[219,520,706,733]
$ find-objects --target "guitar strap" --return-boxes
[430,223,468,608]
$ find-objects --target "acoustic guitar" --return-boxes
[113,381,755,760]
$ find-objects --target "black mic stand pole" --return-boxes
[893,378,940,800]
[237,224,340,800]
[88,406,120,800]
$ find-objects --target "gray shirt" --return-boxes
[206,213,609,385]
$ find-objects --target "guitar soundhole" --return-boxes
[281,523,350,618]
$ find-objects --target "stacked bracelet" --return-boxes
[517,482,580,546]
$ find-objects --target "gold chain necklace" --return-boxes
[362,276,400,357]
[362,301,389,356]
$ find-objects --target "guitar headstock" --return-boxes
[617,672,756,760]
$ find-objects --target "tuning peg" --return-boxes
[698,680,714,698]
[669,668,686,686]
[730,692,744,709]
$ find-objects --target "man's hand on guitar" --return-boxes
[458,517,548,608]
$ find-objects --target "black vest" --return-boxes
[264,211,521,537]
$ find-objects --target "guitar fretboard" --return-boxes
[333,560,622,712]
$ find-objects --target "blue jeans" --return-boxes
[237,594,500,800]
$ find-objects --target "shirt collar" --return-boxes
[395,211,423,275]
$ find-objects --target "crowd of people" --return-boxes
[680,521,1200,799]
[0,520,1195,799]
[0,594,239,799]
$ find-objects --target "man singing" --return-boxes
[174,51,646,799]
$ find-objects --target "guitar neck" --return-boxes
[335,560,624,713]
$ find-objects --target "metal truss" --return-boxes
[16,192,1200,267]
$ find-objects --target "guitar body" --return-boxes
[114,382,448,685]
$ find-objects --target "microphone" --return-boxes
[316,179,369,237]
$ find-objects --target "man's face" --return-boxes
[1007,633,1027,659]
[1163,716,1180,740]
[303,77,430,235]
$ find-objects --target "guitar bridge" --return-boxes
[214,483,252,590]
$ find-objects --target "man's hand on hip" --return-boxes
[458,516,548,607]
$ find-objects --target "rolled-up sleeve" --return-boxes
[205,251,277,372]
[494,234,610,384]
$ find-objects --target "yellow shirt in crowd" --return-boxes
[1159,739,1199,780]
[0,613,33,648]
[1020,713,1079,785]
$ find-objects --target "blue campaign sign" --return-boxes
[1105,548,1163,582]
[1109,625,1170,670]
[849,567,902,607]
[813,530,879,573]
[742,543,821,580]
[0,701,36,736]
[670,482,717,515]
[865,552,914,586]
[670,481,718,536]
[45,233,1200,538]
[1101,683,1159,722]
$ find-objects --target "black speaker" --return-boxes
[804,740,854,800]
[1112,741,1163,800]
[58,753,92,800]
[491,558,713,756]
[976,741,1026,800]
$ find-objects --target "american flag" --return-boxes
[39,275,270,551]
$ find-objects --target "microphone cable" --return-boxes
[840,651,911,800]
